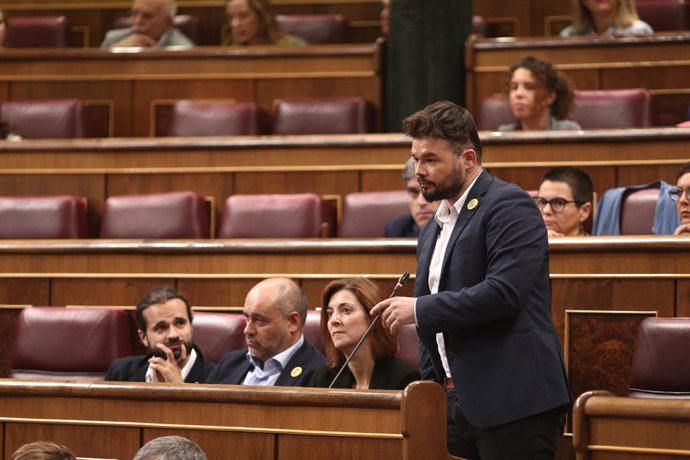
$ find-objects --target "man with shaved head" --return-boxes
[206,278,324,386]
[101,0,193,48]
[133,436,206,460]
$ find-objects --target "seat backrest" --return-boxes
[338,190,409,237]
[100,191,210,238]
[303,309,324,355]
[395,323,420,369]
[637,0,688,31]
[620,188,660,235]
[217,193,324,238]
[165,101,264,136]
[629,317,690,398]
[272,97,374,135]
[0,195,87,239]
[10,307,132,380]
[472,15,488,36]
[1,99,88,139]
[570,88,657,129]
[275,14,348,43]
[191,311,246,363]
[476,95,514,131]
[112,15,199,43]
[5,15,70,48]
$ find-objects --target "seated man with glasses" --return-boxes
[671,162,690,236]
[101,0,193,48]
[534,166,593,237]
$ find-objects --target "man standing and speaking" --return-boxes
[371,101,571,459]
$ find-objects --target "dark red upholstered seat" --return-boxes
[217,193,325,238]
[1,99,88,139]
[272,97,374,135]
[0,195,87,239]
[303,309,324,355]
[100,191,210,239]
[637,0,688,31]
[570,88,657,129]
[275,14,348,43]
[165,101,264,136]
[4,15,70,48]
[192,311,247,363]
[620,188,660,235]
[338,190,409,237]
[10,307,132,380]
[629,317,690,398]
[112,14,200,44]
[477,88,657,130]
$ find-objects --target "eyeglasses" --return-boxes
[668,187,690,202]
[533,197,581,213]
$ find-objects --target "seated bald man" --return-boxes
[101,0,193,48]
[207,278,324,386]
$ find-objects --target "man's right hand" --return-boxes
[674,223,690,235]
[112,33,156,47]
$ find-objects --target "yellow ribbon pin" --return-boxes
[467,198,479,211]
[291,366,303,378]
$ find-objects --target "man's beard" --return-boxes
[420,163,466,202]
[149,339,193,362]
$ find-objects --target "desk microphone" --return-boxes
[328,272,410,388]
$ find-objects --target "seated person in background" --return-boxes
[225,0,306,46]
[207,278,324,385]
[671,162,690,235]
[0,8,6,46]
[106,286,216,383]
[498,55,581,131]
[101,0,193,48]
[133,436,206,460]
[310,278,419,389]
[11,441,76,460]
[385,157,440,237]
[535,166,593,237]
[560,0,652,36]
[380,0,390,37]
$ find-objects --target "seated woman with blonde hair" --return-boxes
[560,0,652,36]
[311,277,419,389]
[224,0,306,46]
[499,56,581,131]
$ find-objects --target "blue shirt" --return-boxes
[242,335,305,386]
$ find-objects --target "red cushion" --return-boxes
[0,195,87,239]
[166,101,263,136]
[275,14,348,43]
[192,312,247,363]
[272,97,374,135]
[338,191,409,237]
[1,99,88,139]
[5,16,69,48]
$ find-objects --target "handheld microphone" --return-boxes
[328,271,410,388]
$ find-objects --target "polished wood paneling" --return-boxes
[0,45,381,137]
[0,380,455,460]
[466,33,690,125]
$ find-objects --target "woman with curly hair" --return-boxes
[560,0,652,36]
[498,55,581,131]
[311,277,419,390]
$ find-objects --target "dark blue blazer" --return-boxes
[105,344,216,383]
[206,339,325,387]
[384,214,420,238]
[415,170,571,429]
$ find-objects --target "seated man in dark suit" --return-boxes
[101,0,193,48]
[207,277,324,386]
[106,286,216,383]
[385,157,440,237]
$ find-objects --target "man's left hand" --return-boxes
[371,296,416,335]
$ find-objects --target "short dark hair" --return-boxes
[320,277,397,369]
[133,436,207,460]
[677,161,690,180]
[11,441,76,460]
[541,166,593,204]
[402,100,483,163]
[505,56,575,120]
[135,286,193,331]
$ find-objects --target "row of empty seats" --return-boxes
[0,97,374,139]
[0,185,672,239]
[10,306,419,380]
[478,88,658,130]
